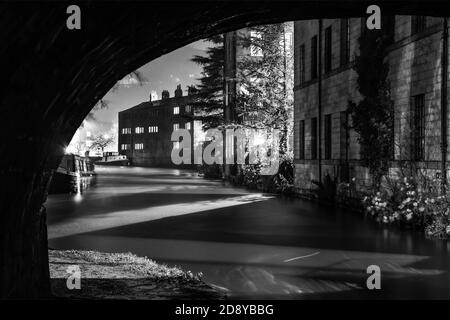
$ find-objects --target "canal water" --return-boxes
[46,166,450,299]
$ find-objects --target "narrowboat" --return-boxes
[49,154,96,194]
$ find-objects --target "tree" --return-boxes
[348,27,394,186]
[89,134,115,155]
[237,23,294,156]
[190,35,224,129]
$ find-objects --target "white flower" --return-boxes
[406,213,413,220]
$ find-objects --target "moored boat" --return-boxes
[95,152,130,166]
[49,154,96,194]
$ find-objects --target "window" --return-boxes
[185,105,191,113]
[149,126,158,133]
[135,127,144,134]
[411,16,426,35]
[121,128,131,134]
[324,114,332,160]
[339,111,348,160]
[340,19,350,66]
[310,35,318,80]
[299,44,305,84]
[412,94,425,161]
[173,123,179,131]
[173,106,180,115]
[134,143,144,150]
[324,26,332,73]
[311,117,317,160]
[121,144,130,150]
[185,122,191,130]
[299,120,305,159]
[250,31,263,57]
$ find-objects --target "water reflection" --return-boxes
[46,166,450,299]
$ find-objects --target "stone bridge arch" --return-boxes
[0,0,449,298]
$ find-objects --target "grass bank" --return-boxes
[49,250,224,299]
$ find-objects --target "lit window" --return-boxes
[134,143,144,150]
[173,123,179,131]
[121,144,130,150]
[148,126,159,133]
[135,127,144,134]
[285,32,293,48]
[121,128,131,134]
[250,31,263,57]
[185,122,191,130]
[173,106,180,115]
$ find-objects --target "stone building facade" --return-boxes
[293,16,449,194]
[118,84,195,167]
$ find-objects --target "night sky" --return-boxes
[69,40,209,153]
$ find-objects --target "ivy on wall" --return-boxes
[348,28,395,185]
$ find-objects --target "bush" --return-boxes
[362,175,450,239]
[266,153,295,194]
[198,164,222,179]
[237,152,295,194]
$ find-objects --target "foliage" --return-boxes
[190,35,225,129]
[241,163,262,190]
[348,28,394,185]
[266,152,295,193]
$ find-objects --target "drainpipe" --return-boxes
[223,31,236,180]
[441,18,448,190]
[318,19,323,185]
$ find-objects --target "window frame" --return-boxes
[324,26,332,73]
[324,114,332,160]
[340,19,350,66]
[310,35,318,80]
